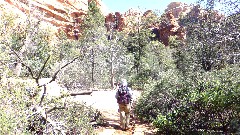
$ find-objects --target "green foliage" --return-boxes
[135,1,239,134]
[130,41,176,89]
[180,4,239,72]
[0,78,34,134]
[0,8,101,134]
[49,101,98,134]
[153,66,240,134]
[135,69,180,121]
[0,0,239,134]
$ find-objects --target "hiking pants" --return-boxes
[118,103,131,129]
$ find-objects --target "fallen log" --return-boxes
[69,91,92,96]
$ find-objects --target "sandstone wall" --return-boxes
[1,0,103,39]
[1,1,217,46]
[105,2,190,45]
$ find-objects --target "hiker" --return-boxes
[115,79,133,131]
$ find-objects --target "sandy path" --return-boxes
[74,90,157,135]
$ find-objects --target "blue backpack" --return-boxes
[117,85,131,104]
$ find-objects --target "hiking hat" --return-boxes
[121,79,127,86]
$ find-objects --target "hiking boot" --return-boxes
[125,126,130,130]
[121,125,126,131]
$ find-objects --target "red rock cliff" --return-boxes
[105,2,190,45]
[0,0,104,39]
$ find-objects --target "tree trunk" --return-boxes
[91,48,95,88]
[110,50,114,89]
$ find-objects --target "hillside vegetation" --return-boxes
[0,0,239,134]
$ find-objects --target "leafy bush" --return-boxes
[135,69,180,121]
[153,66,240,134]
[48,101,99,135]
[0,77,101,134]
[0,8,104,135]
[0,78,35,134]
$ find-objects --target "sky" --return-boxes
[101,0,198,14]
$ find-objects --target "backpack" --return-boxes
[117,85,131,104]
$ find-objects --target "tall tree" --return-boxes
[80,0,106,88]
[122,10,160,86]
[179,1,239,72]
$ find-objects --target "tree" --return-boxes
[135,0,239,134]
[79,0,106,88]
[0,6,101,134]
[121,10,160,87]
[179,1,239,72]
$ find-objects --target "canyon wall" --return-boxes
[0,0,104,39]
[105,2,192,45]
[1,1,218,46]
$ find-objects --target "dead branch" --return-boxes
[34,56,82,98]
[10,47,36,79]
[36,55,50,85]
[36,56,81,89]
[49,56,80,84]
[39,85,47,106]
[47,105,66,114]
[69,91,92,96]
[51,91,93,102]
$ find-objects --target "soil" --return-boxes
[74,90,157,135]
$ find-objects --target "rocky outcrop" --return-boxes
[105,12,124,31]
[158,11,186,45]
[1,1,220,46]
[105,3,189,45]
[165,2,191,19]
[105,8,142,33]
[1,0,104,39]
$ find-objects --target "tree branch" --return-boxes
[39,84,47,106]
[10,47,36,79]
[32,55,82,98]
[48,56,80,84]
[36,55,50,85]
[69,91,93,96]
[46,90,92,113]
[46,105,66,114]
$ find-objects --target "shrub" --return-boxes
[153,66,240,134]
[0,77,101,134]
[135,69,180,121]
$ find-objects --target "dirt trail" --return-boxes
[74,90,157,135]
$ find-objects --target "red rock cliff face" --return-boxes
[158,11,186,46]
[105,12,125,31]
[105,8,142,33]
[105,2,190,46]
[1,0,103,39]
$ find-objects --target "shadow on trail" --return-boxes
[101,119,122,130]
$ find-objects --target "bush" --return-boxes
[153,66,240,134]
[48,101,98,135]
[135,69,180,121]
[0,77,101,134]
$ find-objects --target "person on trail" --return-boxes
[115,79,133,131]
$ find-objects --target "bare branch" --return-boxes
[52,91,92,102]
[49,56,81,84]
[69,91,93,96]
[39,85,47,106]
[36,55,51,85]
[10,47,36,79]
[47,105,66,114]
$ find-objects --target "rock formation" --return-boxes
[105,12,124,31]
[165,2,191,19]
[0,0,104,39]
[1,1,219,46]
[105,2,190,45]
[158,11,186,45]
[105,8,142,33]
